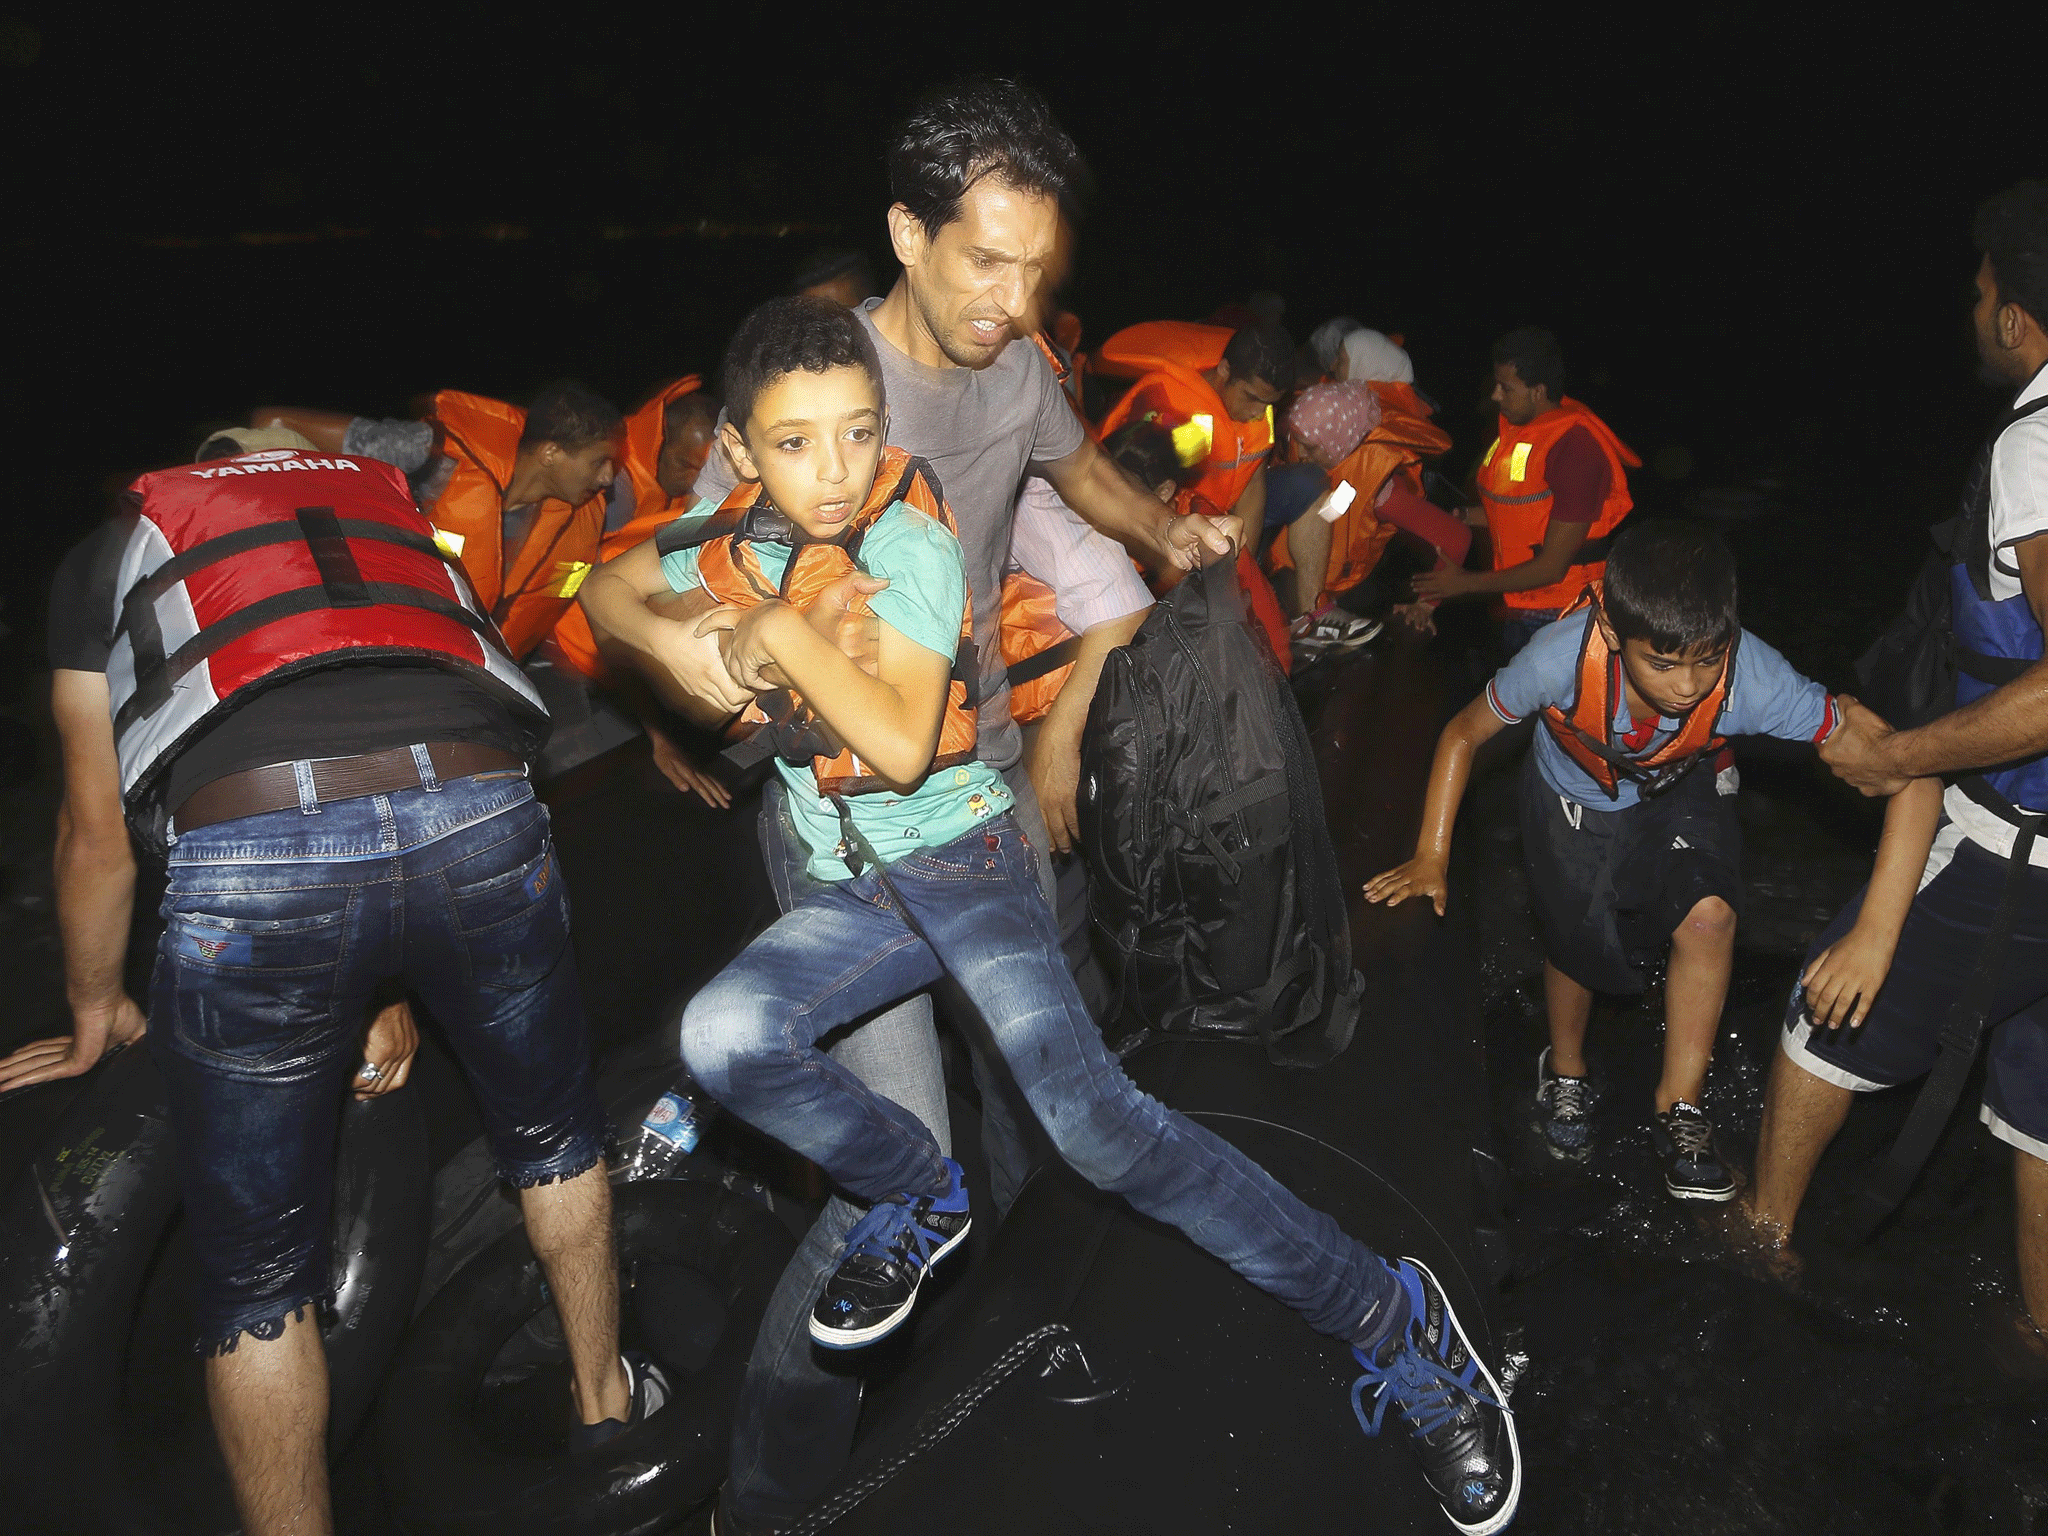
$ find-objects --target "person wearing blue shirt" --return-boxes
[1368,522,1865,1202]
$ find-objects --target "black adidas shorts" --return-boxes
[1518,752,1742,995]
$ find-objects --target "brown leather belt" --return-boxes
[172,742,527,832]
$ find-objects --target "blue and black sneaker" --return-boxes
[1533,1045,1592,1162]
[810,1158,971,1349]
[1352,1257,1521,1535]
[568,1351,671,1453]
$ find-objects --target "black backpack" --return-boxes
[1076,556,1364,1067]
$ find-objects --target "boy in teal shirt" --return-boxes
[582,296,1522,1536]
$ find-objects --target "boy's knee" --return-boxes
[679,983,772,1095]
[1677,894,1737,942]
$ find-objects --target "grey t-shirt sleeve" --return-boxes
[342,416,436,474]
[1024,348,1086,470]
[691,415,741,507]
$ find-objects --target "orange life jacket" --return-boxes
[550,376,703,679]
[679,447,978,796]
[999,571,1081,725]
[1540,587,1738,799]
[425,390,607,661]
[1475,398,1638,613]
[1267,406,1454,602]
[1095,321,1274,514]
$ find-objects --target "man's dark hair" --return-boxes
[1601,520,1739,654]
[663,391,722,434]
[1492,326,1567,400]
[888,76,1089,236]
[722,295,884,431]
[792,246,879,300]
[520,380,622,452]
[1105,421,1185,492]
[1222,322,1296,393]
[1975,180,2048,332]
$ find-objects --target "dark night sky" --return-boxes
[0,9,2031,682]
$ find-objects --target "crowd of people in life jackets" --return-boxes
[1,67,2044,1536]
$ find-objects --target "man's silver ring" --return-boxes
[359,1063,381,1081]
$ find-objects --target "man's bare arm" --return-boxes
[1413,519,1589,601]
[0,670,147,1091]
[1825,536,2048,791]
[1027,607,1150,853]
[1041,436,1240,573]
[245,407,354,454]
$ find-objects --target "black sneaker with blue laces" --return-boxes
[810,1157,971,1349]
[1351,1256,1521,1535]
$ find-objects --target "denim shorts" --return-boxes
[149,764,604,1352]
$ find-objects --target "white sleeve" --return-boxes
[1007,476,1152,633]
[1990,407,2048,599]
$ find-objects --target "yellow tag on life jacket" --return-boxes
[1171,414,1216,467]
[1481,439,1500,468]
[553,560,592,598]
[432,526,466,558]
[1509,442,1533,482]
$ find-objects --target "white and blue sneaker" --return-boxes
[1352,1257,1521,1534]
[810,1158,971,1349]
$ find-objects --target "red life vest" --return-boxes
[1095,321,1274,514]
[1539,587,1737,799]
[551,375,703,680]
[425,390,607,661]
[670,447,978,796]
[1476,399,1638,613]
[109,449,547,840]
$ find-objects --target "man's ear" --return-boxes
[721,421,761,483]
[886,203,925,272]
[1211,358,1233,388]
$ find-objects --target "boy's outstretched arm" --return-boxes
[1363,692,1510,915]
[706,601,950,792]
[1800,776,1943,1029]
[580,539,756,720]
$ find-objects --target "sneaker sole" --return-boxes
[1401,1256,1522,1536]
[808,1219,972,1350]
[1665,1177,1738,1203]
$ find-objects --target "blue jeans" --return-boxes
[685,816,1395,1520]
[1500,608,1562,658]
[150,766,605,1352]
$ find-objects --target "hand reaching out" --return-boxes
[1363,856,1450,917]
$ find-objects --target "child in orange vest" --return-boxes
[1368,522,1924,1204]
[582,295,1523,1535]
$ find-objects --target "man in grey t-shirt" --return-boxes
[584,80,1238,1535]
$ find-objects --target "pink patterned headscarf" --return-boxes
[1287,381,1382,463]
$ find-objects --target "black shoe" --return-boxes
[1532,1046,1592,1163]
[712,1487,780,1536]
[1351,1257,1521,1535]
[810,1158,971,1349]
[1651,1101,1737,1202]
[568,1351,670,1452]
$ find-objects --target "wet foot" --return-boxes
[1707,1197,1805,1287]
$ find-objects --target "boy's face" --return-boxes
[1215,361,1284,425]
[537,436,622,506]
[722,365,886,540]
[1601,616,1729,720]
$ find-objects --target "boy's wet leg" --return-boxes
[2015,1148,2048,1358]
[205,1309,331,1536]
[1536,962,1595,1161]
[520,1167,631,1428]
[1652,894,1739,1202]
[1742,1043,1853,1246]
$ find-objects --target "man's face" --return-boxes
[1491,362,1550,427]
[1219,364,1284,425]
[544,437,621,505]
[895,179,1060,370]
[656,415,716,501]
[723,365,885,541]
[1613,630,1729,720]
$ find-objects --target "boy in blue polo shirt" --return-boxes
[1368,522,1856,1201]
[581,296,1522,1535]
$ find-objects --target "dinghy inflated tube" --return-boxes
[378,1178,797,1536]
[0,1043,431,1534]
